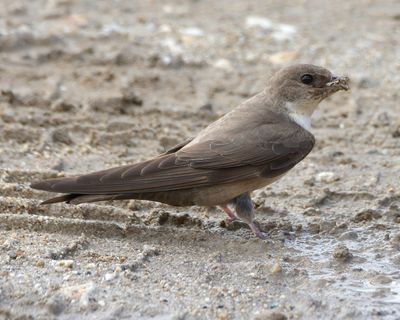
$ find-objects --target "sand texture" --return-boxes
[1,0,400,319]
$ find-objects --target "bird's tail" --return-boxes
[40,194,79,205]
[30,178,128,205]
[39,193,123,205]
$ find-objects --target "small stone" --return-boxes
[54,266,64,273]
[143,209,170,225]
[320,221,336,233]
[392,126,400,138]
[272,24,297,41]
[104,272,116,281]
[1,90,19,104]
[245,16,273,30]
[254,310,287,320]
[57,260,74,269]
[120,87,143,106]
[60,282,97,308]
[213,59,233,71]
[308,223,320,234]
[9,252,17,259]
[199,102,213,112]
[352,209,375,222]
[179,27,204,37]
[114,266,122,274]
[51,129,74,145]
[13,249,24,259]
[384,233,390,241]
[303,207,320,216]
[338,231,358,241]
[36,260,45,268]
[51,99,76,112]
[295,224,302,232]
[333,244,352,262]
[270,262,282,274]
[315,172,339,183]
[98,300,106,307]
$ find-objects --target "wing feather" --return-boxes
[31,120,314,194]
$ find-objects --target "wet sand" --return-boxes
[1,0,400,319]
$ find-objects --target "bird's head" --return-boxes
[267,64,349,118]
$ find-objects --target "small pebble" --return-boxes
[270,263,282,274]
[254,310,287,320]
[104,272,116,281]
[179,27,204,37]
[15,249,24,258]
[50,128,74,145]
[315,172,339,183]
[51,99,76,112]
[353,210,375,222]
[57,260,74,269]
[245,16,273,30]
[338,231,358,241]
[333,245,352,262]
[36,260,45,268]
[213,59,233,71]
[308,223,321,234]
[303,207,320,216]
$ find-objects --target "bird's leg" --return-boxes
[234,192,267,239]
[220,205,237,223]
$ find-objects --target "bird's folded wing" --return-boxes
[31,122,314,194]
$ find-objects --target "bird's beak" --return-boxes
[326,76,350,91]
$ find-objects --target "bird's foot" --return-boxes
[233,193,267,239]
[249,221,268,240]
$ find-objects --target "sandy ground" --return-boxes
[0,0,400,319]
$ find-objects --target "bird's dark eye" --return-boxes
[301,74,314,85]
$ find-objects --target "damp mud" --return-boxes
[1,0,400,319]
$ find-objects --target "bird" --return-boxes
[31,64,349,239]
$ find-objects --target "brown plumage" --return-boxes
[31,64,349,238]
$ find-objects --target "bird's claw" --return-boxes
[255,231,268,240]
[220,204,267,239]
[249,221,268,240]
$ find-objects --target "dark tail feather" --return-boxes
[69,194,120,204]
[40,193,135,205]
[40,194,80,205]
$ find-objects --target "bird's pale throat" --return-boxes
[284,101,319,131]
